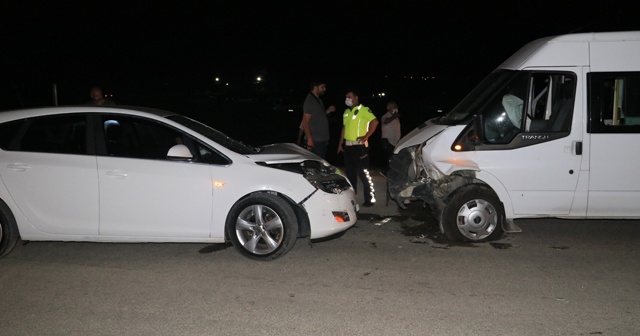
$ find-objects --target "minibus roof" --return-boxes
[499,31,640,70]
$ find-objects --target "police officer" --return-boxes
[337,89,379,207]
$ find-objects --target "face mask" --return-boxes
[345,98,353,107]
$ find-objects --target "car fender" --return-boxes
[210,162,315,239]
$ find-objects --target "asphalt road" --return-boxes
[1,176,639,336]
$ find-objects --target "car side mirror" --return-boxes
[167,144,193,161]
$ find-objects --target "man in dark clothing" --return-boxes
[300,79,335,158]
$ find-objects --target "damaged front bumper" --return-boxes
[302,187,359,239]
[387,147,521,235]
[261,159,359,239]
[387,147,474,224]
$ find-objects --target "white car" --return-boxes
[0,106,358,260]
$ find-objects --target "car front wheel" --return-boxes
[226,193,298,261]
[442,185,505,242]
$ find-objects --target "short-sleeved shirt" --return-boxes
[342,104,376,141]
[302,93,330,143]
[381,112,401,146]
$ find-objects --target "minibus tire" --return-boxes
[442,185,505,242]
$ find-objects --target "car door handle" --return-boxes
[7,163,30,172]
[106,170,128,178]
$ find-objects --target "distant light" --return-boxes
[256,76,262,82]
[215,77,220,82]
[225,83,229,86]
[454,144,462,151]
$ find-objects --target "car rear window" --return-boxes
[18,115,87,155]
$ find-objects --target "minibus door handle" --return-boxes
[575,141,583,155]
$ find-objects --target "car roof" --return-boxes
[0,105,177,123]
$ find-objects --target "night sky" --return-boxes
[1,1,637,111]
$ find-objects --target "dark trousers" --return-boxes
[381,138,395,174]
[309,141,328,159]
[344,144,374,203]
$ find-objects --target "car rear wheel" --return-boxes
[227,193,298,261]
[442,185,505,242]
[0,201,19,259]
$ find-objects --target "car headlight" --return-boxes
[300,160,351,194]
[259,160,351,194]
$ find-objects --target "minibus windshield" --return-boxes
[441,69,519,125]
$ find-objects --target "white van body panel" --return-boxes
[500,40,589,70]
[588,133,640,216]
[425,126,479,175]
[587,38,640,217]
[395,119,448,152]
[590,41,640,71]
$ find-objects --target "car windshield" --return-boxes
[167,115,259,154]
[440,69,519,125]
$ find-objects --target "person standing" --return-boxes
[380,101,401,176]
[300,79,335,158]
[87,87,115,105]
[337,89,379,207]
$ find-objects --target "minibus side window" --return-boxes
[589,72,640,133]
[480,72,576,144]
[525,73,575,133]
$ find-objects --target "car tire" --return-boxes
[226,193,298,261]
[0,200,19,259]
[442,185,505,242]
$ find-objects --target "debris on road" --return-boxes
[374,217,393,226]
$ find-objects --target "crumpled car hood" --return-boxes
[394,118,448,152]
[247,143,325,164]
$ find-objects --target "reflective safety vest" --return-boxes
[343,104,376,141]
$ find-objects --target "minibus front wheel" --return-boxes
[442,185,505,242]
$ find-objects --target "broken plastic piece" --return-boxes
[374,217,393,226]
